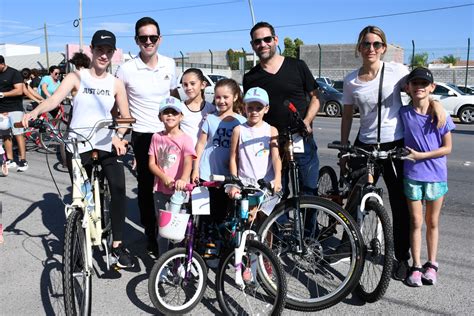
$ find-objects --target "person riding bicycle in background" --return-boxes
[148,97,196,256]
[339,25,446,281]
[39,65,62,118]
[21,30,135,268]
[400,67,455,287]
[228,87,282,222]
[21,68,44,108]
[243,21,320,198]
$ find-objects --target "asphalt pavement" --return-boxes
[0,116,473,315]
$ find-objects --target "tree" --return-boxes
[410,52,429,67]
[282,37,304,59]
[226,49,252,70]
[440,54,459,65]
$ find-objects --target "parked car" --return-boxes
[316,81,344,117]
[431,82,474,124]
[456,85,474,95]
[177,72,228,103]
[315,76,333,86]
[332,80,344,93]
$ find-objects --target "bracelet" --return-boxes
[0,92,4,98]
[116,132,124,140]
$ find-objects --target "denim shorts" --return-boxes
[403,179,448,201]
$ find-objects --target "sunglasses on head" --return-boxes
[361,41,384,50]
[137,35,160,44]
[251,36,274,46]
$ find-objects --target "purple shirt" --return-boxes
[400,106,455,182]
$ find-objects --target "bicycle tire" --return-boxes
[258,196,364,312]
[63,208,92,316]
[215,239,287,316]
[148,247,208,315]
[355,200,394,303]
[39,118,67,153]
[317,166,338,199]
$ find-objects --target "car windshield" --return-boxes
[208,75,227,84]
[317,81,340,94]
[446,83,466,95]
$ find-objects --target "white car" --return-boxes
[177,73,228,103]
[432,82,474,124]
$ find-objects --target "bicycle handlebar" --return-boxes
[15,118,136,144]
[327,141,411,160]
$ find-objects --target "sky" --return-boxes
[0,0,473,64]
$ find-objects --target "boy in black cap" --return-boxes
[399,67,455,287]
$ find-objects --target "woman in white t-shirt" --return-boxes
[339,25,445,281]
[22,30,135,269]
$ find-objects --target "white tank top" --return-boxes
[69,69,116,153]
[238,122,275,186]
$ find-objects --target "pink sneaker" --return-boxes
[422,262,438,285]
[406,267,423,287]
[243,267,253,282]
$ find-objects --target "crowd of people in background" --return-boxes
[1,17,454,291]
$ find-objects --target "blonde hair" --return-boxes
[355,25,387,58]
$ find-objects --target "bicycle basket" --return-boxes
[159,210,190,243]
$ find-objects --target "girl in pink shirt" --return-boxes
[148,96,196,256]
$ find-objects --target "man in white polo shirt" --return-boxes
[116,16,179,256]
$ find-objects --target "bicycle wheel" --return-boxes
[63,208,92,316]
[355,200,394,303]
[258,196,363,312]
[215,239,287,316]
[317,166,338,199]
[40,118,67,153]
[148,247,207,315]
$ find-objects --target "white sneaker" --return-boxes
[6,160,17,169]
[159,266,172,283]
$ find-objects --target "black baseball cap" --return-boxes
[91,30,116,49]
[407,67,434,83]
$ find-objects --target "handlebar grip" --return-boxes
[210,175,226,182]
[184,183,195,191]
[115,118,136,125]
[327,142,351,152]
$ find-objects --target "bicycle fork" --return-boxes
[234,230,257,289]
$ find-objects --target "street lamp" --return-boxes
[247,0,257,66]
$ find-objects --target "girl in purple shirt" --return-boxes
[400,67,455,287]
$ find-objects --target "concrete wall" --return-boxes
[300,43,404,70]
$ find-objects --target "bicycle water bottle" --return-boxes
[240,198,249,219]
[82,180,95,213]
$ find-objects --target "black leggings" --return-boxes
[351,138,411,261]
[66,149,127,241]
[131,131,156,241]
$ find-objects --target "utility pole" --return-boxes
[79,0,83,51]
[44,23,50,69]
[247,0,257,66]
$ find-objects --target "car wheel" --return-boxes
[325,101,341,117]
[458,105,474,124]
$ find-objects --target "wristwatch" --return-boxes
[116,132,125,140]
[0,92,4,98]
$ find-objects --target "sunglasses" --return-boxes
[251,36,274,46]
[361,41,384,50]
[137,35,160,44]
[161,108,180,116]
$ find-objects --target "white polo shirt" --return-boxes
[116,53,178,133]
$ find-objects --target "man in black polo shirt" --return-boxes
[243,22,320,195]
[0,55,28,172]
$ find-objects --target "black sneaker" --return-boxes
[17,160,29,172]
[111,244,134,268]
[393,260,409,281]
[146,238,159,257]
[325,243,352,265]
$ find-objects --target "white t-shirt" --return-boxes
[115,53,178,133]
[342,61,409,144]
[180,101,215,147]
[69,69,115,153]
